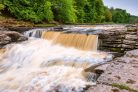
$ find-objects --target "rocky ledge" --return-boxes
[87,49,138,92]
[99,25,138,53]
[0,27,28,47]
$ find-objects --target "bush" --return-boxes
[0,4,4,10]
[0,4,5,14]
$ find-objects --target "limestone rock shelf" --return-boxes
[99,25,138,53]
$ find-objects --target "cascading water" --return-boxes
[42,31,98,51]
[0,27,113,92]
[24,28,46,38]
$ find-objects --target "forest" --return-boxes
[0,0,138,24]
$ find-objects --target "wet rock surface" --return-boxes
[0,27,28,47]
[87,49,138,92]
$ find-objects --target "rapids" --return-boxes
[0,27,113,92]
[0,39,112,92]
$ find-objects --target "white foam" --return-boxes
[0,39,112,92]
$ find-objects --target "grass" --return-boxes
[112,83,138,92]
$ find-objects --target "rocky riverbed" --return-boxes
[0,25,138,92]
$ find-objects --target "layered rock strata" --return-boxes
[99,26,138,53]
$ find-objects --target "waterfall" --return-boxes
[0,27,113,92]
[23,28,46,38]
[24,29,99,51]
[42,31,98,51]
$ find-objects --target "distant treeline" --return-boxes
[0,0,138,23]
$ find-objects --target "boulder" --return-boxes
[0,31,28,47]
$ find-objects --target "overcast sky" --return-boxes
[103,0,138,16]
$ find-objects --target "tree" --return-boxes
[84,0,105,23]
[110,8,130,23]
[104,7,112,22]
[85,0,97,23]
[43,0,54,22]
[75,0,87,23]
[51,0,77,23]
[129,15,138,23]
[3,0,53,23]
[94,0,105,22]
[1,0,137,24]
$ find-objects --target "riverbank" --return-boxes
[0,15,57,28]
[1,15,137,29]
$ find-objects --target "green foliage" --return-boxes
[110,8,130,23]
[1,0,138,23]
[104,7,112,22]
[0,1,5,14]
[82,0,105,23]
[0,4,4,11]
[129,15,138,23]
[3,0,53,23]
[52,0,77,23]
[112,83,138,92]
[43,0,54,22]
[85,0,96,23]
[75,0,87,23]
[94,0,105,22]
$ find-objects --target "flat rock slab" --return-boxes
[87,50,138,91]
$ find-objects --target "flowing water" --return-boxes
[42,31,98,51]
[0,27,113,92]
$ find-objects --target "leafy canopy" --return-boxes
[1,0,137,23]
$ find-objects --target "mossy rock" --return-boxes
[110,48,124,52]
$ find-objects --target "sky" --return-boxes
[103,0,138,16]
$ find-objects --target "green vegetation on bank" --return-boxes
[0,3,4,14]
[0,0,138,24]
[112,83,138,92]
